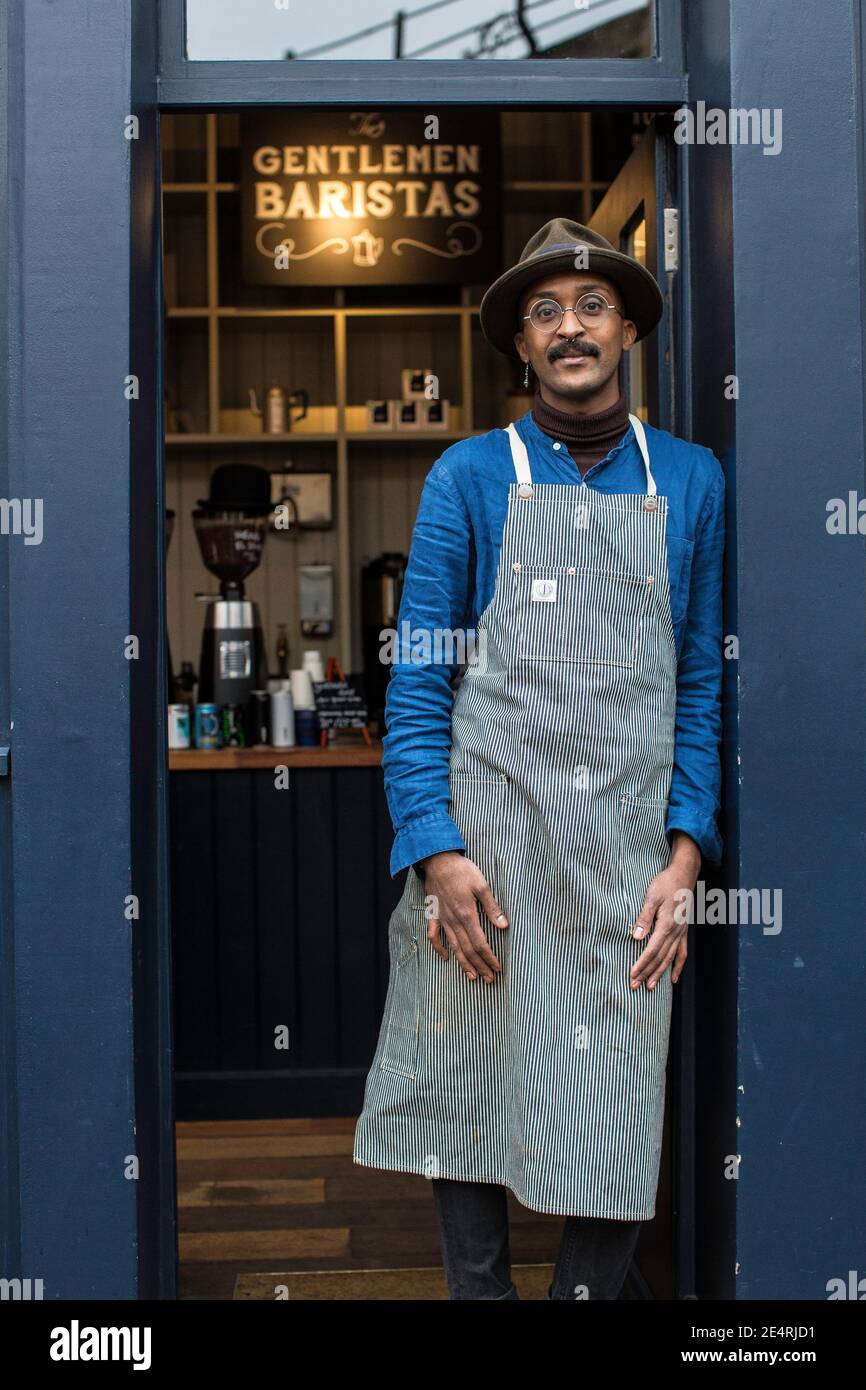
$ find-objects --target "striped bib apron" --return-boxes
[353,415,677,1219]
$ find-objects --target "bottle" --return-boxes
[275,623,290,679]
[265,384,286,434]
[176,660,197,712]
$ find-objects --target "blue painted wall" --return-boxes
[2,0,865,1301]
[727,0,866,1299]
[682,0,738,1301]
[131,0,178,1301]
[0,0,167,1298]
[0,0,18,1290]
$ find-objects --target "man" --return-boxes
[353,219,725,1301]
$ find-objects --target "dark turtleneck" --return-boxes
[531,388,630,476]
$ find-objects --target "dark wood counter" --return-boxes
[169,741,402,1122]
[169,741,383,771]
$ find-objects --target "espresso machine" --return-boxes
[193,464,273,707]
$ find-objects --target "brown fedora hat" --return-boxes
[479,217,663,357]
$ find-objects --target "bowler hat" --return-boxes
[479,217,663,357]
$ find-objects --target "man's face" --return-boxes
[514,271,637,405]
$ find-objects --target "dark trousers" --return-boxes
[431,1177,642,1300]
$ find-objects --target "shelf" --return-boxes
[167,432,336,447]
[163,182,240,193]
[166,430,483,448]
[348,430,484,443]
[165,305,479,319]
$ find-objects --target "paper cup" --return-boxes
[302,650,325,683]
[290,668,316,710]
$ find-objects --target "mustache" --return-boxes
[547,338,599,363]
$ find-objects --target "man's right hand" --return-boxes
[417,851,508,984]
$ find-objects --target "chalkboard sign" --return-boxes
[312,679,369,731]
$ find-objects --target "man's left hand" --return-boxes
[629,832,701,990]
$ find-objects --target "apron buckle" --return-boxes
[643,495,659,511]
[517,483,534,500]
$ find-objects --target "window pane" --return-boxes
[185,0,654,61]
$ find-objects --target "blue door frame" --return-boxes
[1,0,864,1301]
[156,0,687,105]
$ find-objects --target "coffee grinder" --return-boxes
[193,464,273,707]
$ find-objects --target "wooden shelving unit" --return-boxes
[161,109,638,673]
[163,115,495,671]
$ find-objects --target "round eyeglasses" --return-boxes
[523,293,624,333]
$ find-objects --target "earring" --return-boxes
[523,363,530,388]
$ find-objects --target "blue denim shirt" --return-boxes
[381,410,726,877]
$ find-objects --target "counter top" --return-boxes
[169,742,383,770]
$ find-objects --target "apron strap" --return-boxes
[505,422,533,486]
[628,413,657,496]
[505,415,656,496]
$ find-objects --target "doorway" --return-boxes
[160,105,687,1300]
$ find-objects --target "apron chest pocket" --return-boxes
[617,794,672,918]
[517,566,653,666]
[380,910,423,1079]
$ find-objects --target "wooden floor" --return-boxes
[176,1116,570,1300]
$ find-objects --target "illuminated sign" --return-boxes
[241,109,500,286]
